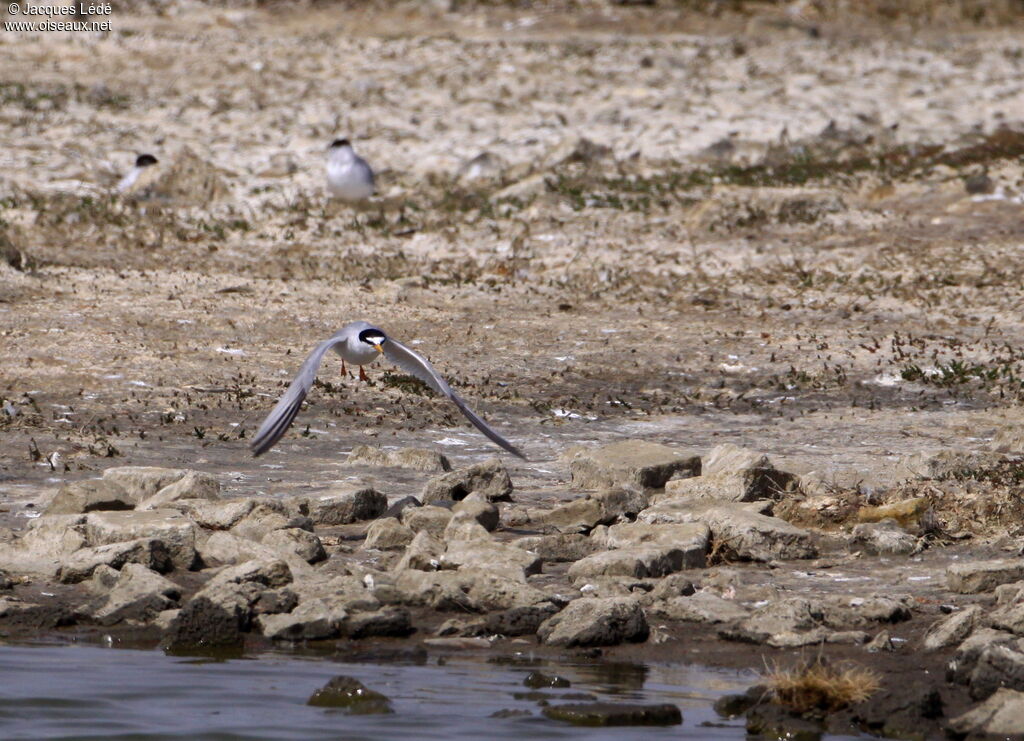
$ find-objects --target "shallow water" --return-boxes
[0,643,861,740]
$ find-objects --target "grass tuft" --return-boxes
[765,659,880,714]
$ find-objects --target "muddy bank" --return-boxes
[3,443,1024,738]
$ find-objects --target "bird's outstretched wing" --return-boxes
[250,333,346,457]
[382,338,526,459]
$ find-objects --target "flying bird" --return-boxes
[326,139,375,202]
[250,321,525,459]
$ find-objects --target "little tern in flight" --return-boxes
[250,321,525,459]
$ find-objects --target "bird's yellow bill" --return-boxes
[374,344,384,353]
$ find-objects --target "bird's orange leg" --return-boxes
[341,358,347,377]
[359,365,369,382]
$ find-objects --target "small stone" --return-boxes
[851,519,917,555]
[306,676,393,713]
[44,479,134,515]
[524,671,570,688]
[451,500,499,531]
[345,445,451,472]
[137,471,220,510]
[363,518,415,550]
[538,597,649,647]
[948,560,1024,594]
[101,467,189,503]
[308,487,387,525]
[542,702,682,726]
[402,505,453,537]
[924,606,983,650]
[949,688,1024,736]
[261,528,327,564]
[422,459,513,503]
[665,444,798,502]
[569,441,700,490]
[567,546,690,579]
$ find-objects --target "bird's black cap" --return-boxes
[135,154,158,167]
[330,138,351,148]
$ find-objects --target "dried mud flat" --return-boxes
[3,1,1024,738]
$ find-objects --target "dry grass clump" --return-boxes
[765,659,880,714]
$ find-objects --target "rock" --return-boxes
[210,558,293,590]
[969,644,1024,699]
[442,539,542,581]
[57,538,172,583]
[996,581,1024,606]
[602,521,709,568]
[308,487,387,525]
[341,607,414,639]
[512,533,600,562]
[857,498,931,530]
[822,596,912,628]
[532,498,605,533]
[345,445,451,472]
[569,441,700,490]
[101,466,188,503]
[638,499,816,561]
[392,569,478,612]
[451,500,499,531]
[162,595,245,651]
[422,459,513,503]
[485,604,560,636]
[230,502,306,541]
[84,510,199,570]
[728,598,824,644]
[261,528,327,564]
[394,531,445,572]
[463,570,551,611]
[992,603,1024,636]
[850,519,917,555]
[664,444,799,502]
[924,605,983,650]
[949,629,1024,685]
[257,599,340,641]
[383,495,421,519]
[442,514,491,542]
[524,671,571,688]
[402,505,453,537]
[199,530,282,567]
[306,676,393,713]
[363,518,415,550]
[948,559,1024,594]
[645,574,697,602]
[651,592,749,624]
[164,558,293,651]
[137,471,220,510]
[949,688,1024,737]
[542,702,682,726]
[179,499,259,530]
[254,588,299,616]
[567,546,691,579]
[0,515,88,577]
[44,479,134,515]
[493,173,547,201]
[0,598,74,630]
[866,630,894,652]
[90,564,120,591]
[591,488,650,520]
[538,597,649,647]
[92,563,181,625]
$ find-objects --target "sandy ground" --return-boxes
[3,2,1024,510]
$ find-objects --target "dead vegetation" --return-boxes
[765,658,881,714]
